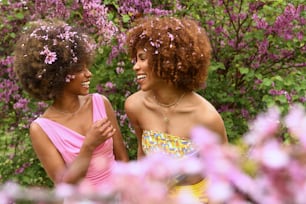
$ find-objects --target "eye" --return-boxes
[137,53,146,61]
[73,65,89,73]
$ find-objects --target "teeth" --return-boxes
[137,75,146,80]
[81,81,90,86]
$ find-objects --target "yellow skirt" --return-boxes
[170,179,208,203]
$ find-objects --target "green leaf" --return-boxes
[262,78,273,87]
[272,75,283,82]
[15,12,24,20]
[210,62,225,71]
[10,32,16,38]
[239,67,249,74]
[122,14,131,23]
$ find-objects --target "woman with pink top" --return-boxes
[13,19,129,192]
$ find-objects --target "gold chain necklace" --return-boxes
[154,92,186,123]
[50,104,81,115]
[154,92,186,108]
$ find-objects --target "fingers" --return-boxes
[103,122,116,138]
[94,118,116,138]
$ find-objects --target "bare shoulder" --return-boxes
[194,93,228,143]
[29,120,55,151]
[124,91,145,113]
[29,121,45,138]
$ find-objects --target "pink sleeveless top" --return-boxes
[33,93,115,188]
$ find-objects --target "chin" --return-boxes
[139,85,150,92]
[79,92,90,95]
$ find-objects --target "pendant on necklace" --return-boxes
[164,117,169,123]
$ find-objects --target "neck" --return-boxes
[153,90,186,108]
[52,95,81,113]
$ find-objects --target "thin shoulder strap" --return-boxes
[92,93,107,121]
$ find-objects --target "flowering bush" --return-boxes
[178,0,306,140]
[1,104,306,204]
[0,0,305,191]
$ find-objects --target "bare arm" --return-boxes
[207,112,228,144]
[30,117,114,185]
[124,95,145,159]
[103,95,129,162]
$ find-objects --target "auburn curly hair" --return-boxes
[14,19,96,101]
[126,16,212,91]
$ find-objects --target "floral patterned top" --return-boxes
[142,130,196,158]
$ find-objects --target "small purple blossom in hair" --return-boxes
[167,32,174,41]
[40,45,57,64]
[36,69,46,79]
[57,25,77,42]
[177,62,182,69]
[168,32,174,48]
[139,32,146,39]
[156,39,162,47]
[82,35,96,53]
[65,74,75,83]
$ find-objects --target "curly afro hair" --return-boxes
[14,19,96,101]
[126,16,212,92]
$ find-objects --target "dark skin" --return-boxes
[30,66,128,184]
[125,49,227,185]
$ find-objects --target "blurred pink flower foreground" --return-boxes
[1,104,306,204]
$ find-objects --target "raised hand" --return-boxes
[84,118,116,150]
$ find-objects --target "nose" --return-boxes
[133,61,140,71]
[85,68,92,78]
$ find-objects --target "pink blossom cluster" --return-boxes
[118,0,172,18]
[81,0,118,45]
[39,45,57,64]
[1,104,306,203]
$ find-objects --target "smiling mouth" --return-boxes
[136,74,146,80]
[81,81,90,87]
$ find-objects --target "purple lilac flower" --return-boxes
[13,98,29,110]
[105,81,115,89]
[82,1,118,45]
[40,46,57,64]
[252,14,268,29]
[116,67,124,74]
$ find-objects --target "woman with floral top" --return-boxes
[125,16,228,203]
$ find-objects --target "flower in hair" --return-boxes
[40,45,57,64]
[167,32,174,48]
[167,32,174,41]
[65,74,75,83]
